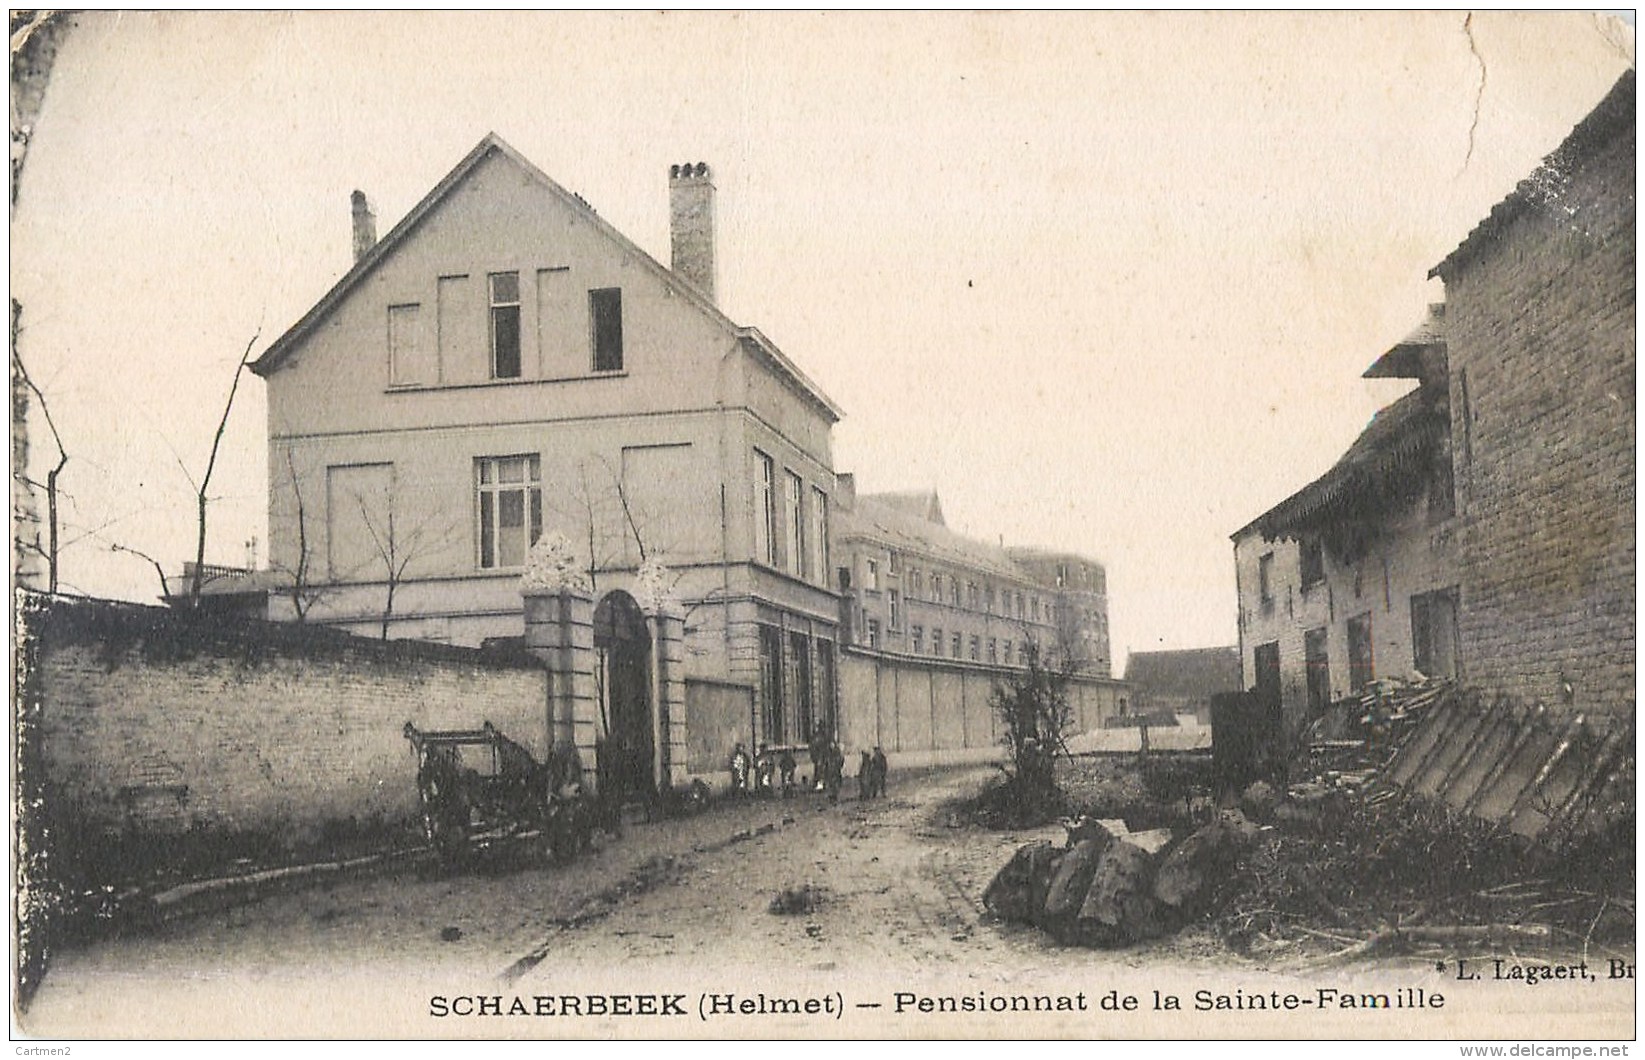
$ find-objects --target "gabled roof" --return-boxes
[1236,385,1448,543]
[1432,69,1635,280]
[842,491,1027,583]
[250,133,843,422]
[1362,303,1445,382]
[1123,647,1241,700]
[866,489,946,526]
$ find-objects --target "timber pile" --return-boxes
[983,810,1259,946]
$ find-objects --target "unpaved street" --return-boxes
[21,766,1627,1040]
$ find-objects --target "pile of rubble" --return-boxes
[983,809,1259,947]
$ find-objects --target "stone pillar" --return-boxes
[649,608,687,790]
[523,587,600,791]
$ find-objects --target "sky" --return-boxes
[10,11,1635,669]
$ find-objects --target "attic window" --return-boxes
[591,288,624,372]
[489,272,521,379]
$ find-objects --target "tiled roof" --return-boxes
[1123,647,1241,699]
[840,492,1028,583]
[1431,69,1635,280]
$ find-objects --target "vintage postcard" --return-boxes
[9,10,1636,1045]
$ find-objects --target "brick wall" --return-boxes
[21,595,550,847]
[1442,115,1635,720]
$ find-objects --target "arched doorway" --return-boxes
[594,590,653,801]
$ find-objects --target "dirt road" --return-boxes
[21,766,1627,1039]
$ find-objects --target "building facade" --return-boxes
[1233,69,1634,738]
[1233,307,1459,733]
[832,475,1113,677]
[249,135,846,790]
[1432,70,1634,721]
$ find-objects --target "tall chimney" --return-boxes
[350,189,377,263]
[669,162,716,302]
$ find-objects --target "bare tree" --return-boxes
[10,301,66,592]
[187,332,259,608]
[355,487,458,639]
[109,542,171,602]
[265,446,332,624]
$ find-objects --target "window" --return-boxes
[865,619,880,649]
[759,624,785,744]
[489,272,521,379]
[951,578,961,607]
[590,287,624,372]
[910,569,922,599]
[931,628,942,656]
[986,586,996,613]
[888,589,900,630]
[930,573,942,602]
[969,636,980,661]
[888,550,899,574]
[1299,541,1325,591]
[1016,591,1024,617]
[1003,640,1014,665]
[753,450,775,566]
[1258,552,1275,610]
[476,454,542,569]
[810,487,829,586]
[951,632,962,659]
[1410,588,1461,680]
[911,626,923,654]
[1347,613,1375,692]
[866,559,880,591]
[790,632,814,740]
[1032,596,1041,621]
[786,471,805,577]
[1254,641,1281,708]
[1304,627,1330,714]
[988,638,997,663]
[387,303,425,386]
[967,582,979,610]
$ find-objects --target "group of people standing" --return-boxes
[727,737,888,803]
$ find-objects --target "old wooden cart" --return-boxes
[403,720,596,866]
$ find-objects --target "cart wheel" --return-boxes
[419,774,469,865]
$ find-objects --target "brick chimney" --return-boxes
[350,189,377,263]
[669,162,716,302]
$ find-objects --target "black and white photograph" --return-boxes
[9,10,1636,1043]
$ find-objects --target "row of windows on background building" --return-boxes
[863,557,1048,623]
[867,618,1033,665]
[387,274,624,387]
[753,450,829,586]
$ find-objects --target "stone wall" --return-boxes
[838,648,1126,768]
[19,594,549,846]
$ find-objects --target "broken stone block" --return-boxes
[1072,837,1161,946]
[1043,834,1113,922]
[1152,813,1258,915]
[982,839,1060,924]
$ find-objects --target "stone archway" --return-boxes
[594,590,653,801]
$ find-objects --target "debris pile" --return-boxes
[983,810,1258,947]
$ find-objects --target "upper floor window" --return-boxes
[951,632,962,659]
[785,471,805,577]
[911,625,923,654]
[1300,541,1325,590]
[1258,552,1276,608]
[476,454,541,569]
[967,582,979,610]
[865,619,880,650]
[887,550,899,574]
[909,569,922,600]
[810,487,829,587]
[888,590,901,630]
[950,578,961,608]
[930,573,942,602]
[590,287,624,372]
[753,450,776,566]
[489,273,522,379]
[866,559,880,591]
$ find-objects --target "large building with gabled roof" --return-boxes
[249,133,847,769]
